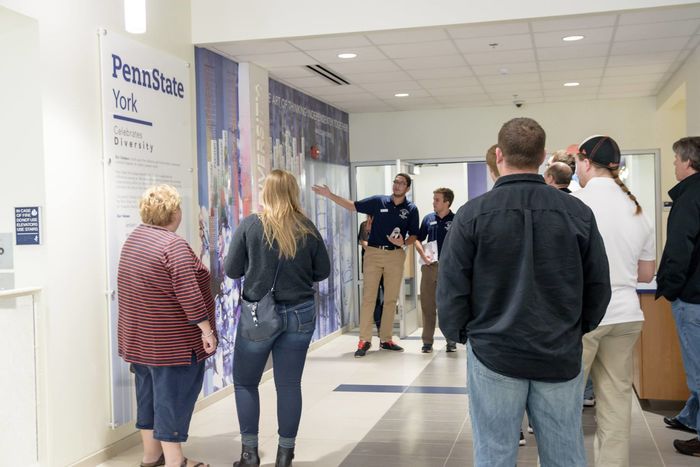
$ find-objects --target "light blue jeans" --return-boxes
[467,343,586,467]
[672,299,700,437]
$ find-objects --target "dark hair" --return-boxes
[673,137,700,172]
[485,144,499,178]
[395,173,412,188]
[544,162,572,185]
[433,187,454,206]
[497,118,546,170]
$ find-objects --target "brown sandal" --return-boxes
[180,458,209,467]
[140,453,165,467]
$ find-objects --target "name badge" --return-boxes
[380,208,388,213]
[429,221,437,225]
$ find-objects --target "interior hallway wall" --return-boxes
[0,1,196,465]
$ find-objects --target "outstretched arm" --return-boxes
[312,184,356,212]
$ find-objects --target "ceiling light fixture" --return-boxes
[562,35,584,42]
[564,82,580,87]
[394,93,410,97]
[124,0,147,34]
[337,53,357,59]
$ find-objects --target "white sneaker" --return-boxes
[583,398,596,407]
[519,431,526,446]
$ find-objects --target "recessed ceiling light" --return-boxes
[564,82,580,87]
[394,93,410,97]
[562,35,584,42]
[337,52,357,59]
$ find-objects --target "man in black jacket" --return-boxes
[656,137,700,457]
[438,118,611,467]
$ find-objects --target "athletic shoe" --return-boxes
[519,431,526,446]
[664,416,697,433]
[421,343,433,353]
[354,340,371,358]
[674,437,700,456]
[380,340,404,352]
[446,342,457,352]
[583,397,596,407]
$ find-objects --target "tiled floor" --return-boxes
[100,330,697,467]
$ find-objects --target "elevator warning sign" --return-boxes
[15,207,41,245]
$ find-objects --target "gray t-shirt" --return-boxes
[224,214,330,304]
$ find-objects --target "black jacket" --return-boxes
[224,214,330,304]
[657,172,700,304]
[437,174,611,382]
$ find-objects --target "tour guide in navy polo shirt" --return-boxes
[415,187,456,354]
[312,173,419,357]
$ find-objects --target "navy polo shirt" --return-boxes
[354,195,419,247]
[418,211,455,256]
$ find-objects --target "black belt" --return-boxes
[368,244,399,250]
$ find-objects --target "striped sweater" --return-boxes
[117,224,216,366]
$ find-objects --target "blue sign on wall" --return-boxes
[15,207,41,245]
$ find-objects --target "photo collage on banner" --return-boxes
[195,49,353,396]
[268,79,354,341]
[194,48,243,395]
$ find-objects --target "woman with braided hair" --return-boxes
[573,135,656,466]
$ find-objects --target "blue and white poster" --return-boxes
[14,207,40,245]
[99,31,193,427]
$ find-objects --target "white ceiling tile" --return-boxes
[322,93,382,103]
[538,57,607,71]
[309,85,371,96]
[417,77,481,88]
[471,62,539,75]
[598,82,657,93]
[359,81,424,92]
[541,78,601,89]
[601,73,665,86]
[288,35,372,50]
[427,86,487,97]
[305,46,386,64]
[604,64,674,76]
[280,76,337,89]
[373,89,431,99]
[266,66,316,79]
[434,94,493,103]
[407,66,474,79]
[447,22,531,39]
[482,72,542,84]
[607,52,679,67]
[379,40,459,58]
[394,55,465,70]
[365,28,448,44]
[328,60,400,74]
[596,91,655,99]
[537,44,609,61]
[344,70,413,83]
[612,37,690,55]
[544,87,601,97]
[235,51,314,67]
[488,90,543,100]
[541,68,604,81]
[464,49,536,65]
[618,5,700,25]
[387,96,439,105]
[343,103,396,113]
[531,14,616,32]
[616,19,700,42]
[533,28,614,48]
[210,41,297,56]
[482,81,541,93]
[492,97,545,106]
[544,94,598,103]
[454,34,532,53]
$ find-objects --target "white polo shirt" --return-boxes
[573,177,655,326]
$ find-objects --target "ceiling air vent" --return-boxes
[306,65,350,86]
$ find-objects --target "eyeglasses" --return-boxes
[393,179,407,186]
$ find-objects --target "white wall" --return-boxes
[349,98,658,162]
[191,0,697,43]
[0,1,196,465]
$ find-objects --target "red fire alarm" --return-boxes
[310,145,320,159]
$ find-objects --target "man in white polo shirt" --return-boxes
[573,135,656,467]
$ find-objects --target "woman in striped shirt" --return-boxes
[226,170,330,467]
[118,184,218,467]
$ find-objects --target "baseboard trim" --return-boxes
[70,325,348,466]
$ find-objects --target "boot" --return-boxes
[275,446,294,467]
[233,445,260,467]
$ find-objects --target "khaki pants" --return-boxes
[360,247,405,342]
[582,321,643,467]
[420,262,438,344]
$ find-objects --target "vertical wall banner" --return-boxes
[268,79,353,339]
[194,47,241,395]
[99,31,193,427]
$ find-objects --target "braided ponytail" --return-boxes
[610,168,642,215]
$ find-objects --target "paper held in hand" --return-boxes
[418,240,438,266]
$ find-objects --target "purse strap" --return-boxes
[269,259,282,293]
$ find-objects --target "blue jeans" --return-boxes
[234,299,316,439]
[467,343,586,467]
[672,299,700,437]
